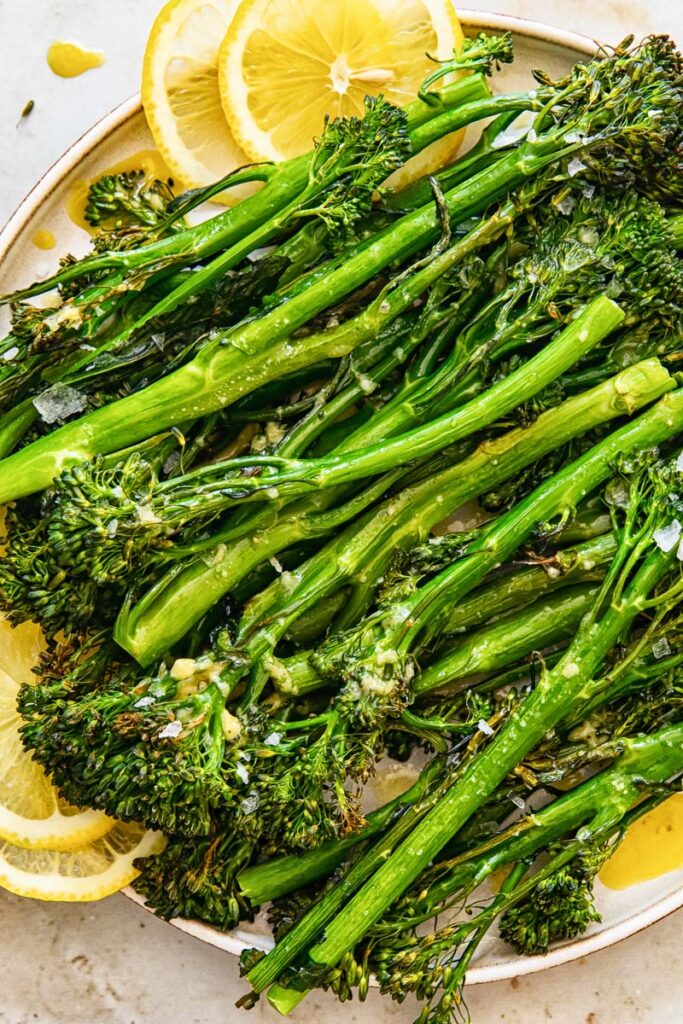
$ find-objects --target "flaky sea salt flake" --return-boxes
[241,793,260,815]
[158,720,182,740]
[556,195,576,216]
[33,383,88,424]
[653,519,682,553]
[567,157,587,177]
[652,637,671,660]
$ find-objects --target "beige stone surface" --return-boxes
[1,2,682,1022]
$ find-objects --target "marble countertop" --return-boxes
[1,2,682,1022]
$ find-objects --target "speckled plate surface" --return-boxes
[1,9,682,987]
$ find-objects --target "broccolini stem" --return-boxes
[0,178,537,503]
[246,359,670,645]
[272,534,615,698]
[413,583,599,696]
[64,90,534,380]
[243,757,462,996]
[5,75,492,307]
[439,531,617,632]
[0,401,37,459]
[251,715,683,1008]
[301,548,679,974]
[0,93,595,503]
[416,724,683,914]
[151,296,625,509]
[121,359,663,671]
[389,108,524,211]
[237,757,445,904]
[114,466,408,665]
[396,380,679,653]
[234,361,670,706]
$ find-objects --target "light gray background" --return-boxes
[1,2,682,1022]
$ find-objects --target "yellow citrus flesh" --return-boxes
[0,612,45,687]
[219,0,464,164]
[0,664,114,851]
[0,823,165,901]
[0,518,112,851]
[142,0,259,203]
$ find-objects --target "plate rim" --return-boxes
[2,7,680,988]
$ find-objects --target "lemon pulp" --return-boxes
[219,0,463,162]
[0,823,165,901]
[600,795,683,890]
[142,0,257,202]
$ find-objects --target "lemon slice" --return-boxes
[0,614,45,687]
[0,822,165,901]
[142,0,259,203]
[0,662,114,851]
[218,0,464,167]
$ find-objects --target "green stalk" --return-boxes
[114,307,462,659]
[413,584,599,696]
[116,303,629,664]
[147,295,625,509]
[358,726,683,991]
[395,391,679,653]
[5,75,491,328]
[243,361,670,648]
[389,109,523,211]
[437,532,616,632]
[299,550,678,976]
[114,467,406,664]
[123,359,668,667]
[242,394,683,994]
[237,757,445,905]
[386,732,683,922]
[565,652,683,727]
[241,676,683,917]
[273,534,616,699]
[0,179,529,504]
[243,757,464,996]
[253,714,683,1007]
[6,159,307,300]
[62,87,527,380]
[5,77,491,302]
[0,402,37,460]
[0,111,589,502]
[144,278,482,560]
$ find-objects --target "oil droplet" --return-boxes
[66,150,174,233]
[600,794,683,890]
[65,178,94,233]
[32,229,56,250]
[47,41,104,79]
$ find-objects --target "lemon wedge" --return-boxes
[0,822,165,901]
[218,0,464,166]
[0,664,114,851]
[142,0,259,203]
[0,613,45,688]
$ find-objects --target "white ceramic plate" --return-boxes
[1,9,681,987]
